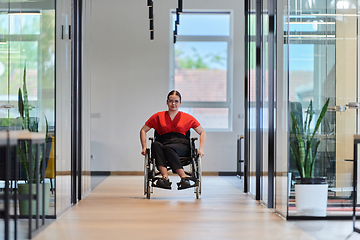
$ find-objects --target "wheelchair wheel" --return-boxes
[146,184,151,199]
[195,151,202,199]
[144,149,151,199]
[195,186,200,199]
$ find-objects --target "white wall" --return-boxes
[90,0,244,172]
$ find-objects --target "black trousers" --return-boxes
[151,133,190,172]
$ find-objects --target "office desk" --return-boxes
[0,130,46,239]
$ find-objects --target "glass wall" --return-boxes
[0,0,56,219]
[275,0,289,217]
[286,0,358,218]
[246,0,360,219]
[0,3,55,128]
[55,0,92,211]
[81,0,92,199]
[248,0,257,198]
[247,0,275,205]
[55,0,72,215]
[261,0,269,206]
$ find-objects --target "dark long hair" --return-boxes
[167,90,181,102]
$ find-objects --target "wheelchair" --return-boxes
[144,130,202,199]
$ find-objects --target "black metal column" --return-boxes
[244,0,250,193]
[267,0,276,209]
[255,0,263,201]
[28,141,33,239]
[77,0,83,202]
[71,0,77,205]
[14,137,18,240]
[71,0,82,204]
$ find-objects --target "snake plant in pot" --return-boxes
[290,98,330,216]
[17,64,50,215]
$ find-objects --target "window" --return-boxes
[170,11,232,131]
[0,10,55,128]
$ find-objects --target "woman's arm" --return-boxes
[140,124,151,155]
[194,126,206,158]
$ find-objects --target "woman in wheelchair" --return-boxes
[140,90,206,190]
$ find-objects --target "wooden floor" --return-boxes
[32,176,357,240]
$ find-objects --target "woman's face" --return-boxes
[167,94,181,112]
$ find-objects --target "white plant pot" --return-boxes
[295,183,328,217]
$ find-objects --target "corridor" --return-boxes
[33,176,356,240]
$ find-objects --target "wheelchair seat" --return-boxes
[144,130,202,199]
[153,130,193,167]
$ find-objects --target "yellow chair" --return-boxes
[45,135,55,193]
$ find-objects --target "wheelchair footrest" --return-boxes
[152,177,172,190]
[177,177,198,190]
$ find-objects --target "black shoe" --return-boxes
[153,177,172,189]
[177,178,192,190]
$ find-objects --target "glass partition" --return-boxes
[245,0,360,219]
[261,0,269,205]
[287,0,358,218]
[0,0,56,224]
[274,0,289,217]
[248,0,257,197]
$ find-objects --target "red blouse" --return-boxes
[145,111,200,136]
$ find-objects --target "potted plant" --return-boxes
[16,64,51,216]
[290,98,330,217]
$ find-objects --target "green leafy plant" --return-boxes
[17,64,49,183]
[290,98,330,179]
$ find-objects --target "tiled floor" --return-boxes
[30,176,359,240]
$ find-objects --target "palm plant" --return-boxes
[290,98,330,179]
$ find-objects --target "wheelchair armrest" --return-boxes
[190,137,198,157]
[149,137,154,144]
[191,137,197,149]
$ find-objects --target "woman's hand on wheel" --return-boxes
[198,149,204,158]
[141,147,147,156]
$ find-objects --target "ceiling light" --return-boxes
[149,6,153,20]
[147,0,152,7]
[178,0,183,13]
[8,10,41,15]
